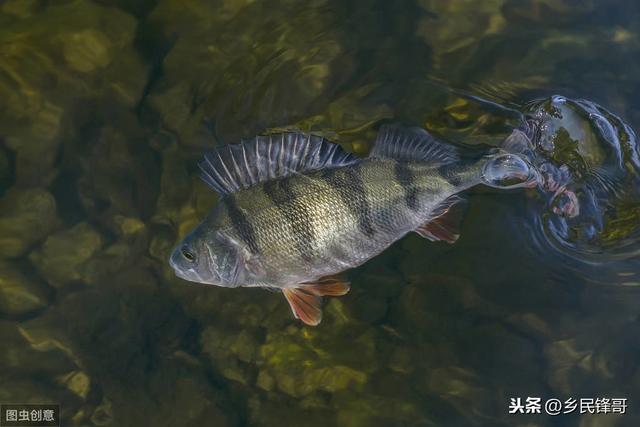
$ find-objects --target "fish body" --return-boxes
[170,126,536,324]
[213,158,476,288]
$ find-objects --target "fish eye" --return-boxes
[181,247,195,262]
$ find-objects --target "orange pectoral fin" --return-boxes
[283,275,351,326]
[283,288,323,326]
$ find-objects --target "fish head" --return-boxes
[481,151,539,190]
[169,224,242,288]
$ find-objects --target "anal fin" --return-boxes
[415,195,466,244]
[282,275,351,326]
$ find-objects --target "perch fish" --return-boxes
[170,126,536,325]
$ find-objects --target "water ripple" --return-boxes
[504,95,640,285]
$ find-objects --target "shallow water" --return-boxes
[1,0,640,426]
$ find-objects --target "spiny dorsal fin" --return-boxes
[369,125,459,165]
[199,132,358,195]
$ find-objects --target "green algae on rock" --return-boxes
[257,326,374,398]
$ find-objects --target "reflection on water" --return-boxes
[1,0,640,426]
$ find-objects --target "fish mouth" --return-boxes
[168,253,181,277]
[171,265,205,283]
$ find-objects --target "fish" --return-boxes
[169,125,537,325]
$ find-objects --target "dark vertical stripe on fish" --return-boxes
[263,179,315,262]
[437,164,463,186]
[394,162,419,211]
[320,166,375,238]
[223,196,260,254]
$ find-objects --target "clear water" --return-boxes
[1,1,639,426]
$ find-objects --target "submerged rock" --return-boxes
[417,0,507,67]
[544,338,595,395]
[101,356,234,427]
[393,274,501,339]
[200,326,259,384]
[0,378,66,406]
[333,391,428,427]
[29,222,103,288]
[424,366,499,425]
[3,102,64,187]
[0,188,59,258]
[82,215,149,287]
[1,0,39,18]
[17,310,80,366]
[248,394,334,427]
[0,1,145,186]
[503,0,597,25]
[0,261,48,317]
[77,126,161,220]
[60,29,114,73]
[0,320,76,377]
[90,398,113,426]
[4,315,90,421]
[56,370,91,400]
[0,146,10,190]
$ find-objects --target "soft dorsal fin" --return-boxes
[369,125,459,165]
[199,132,358,195]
